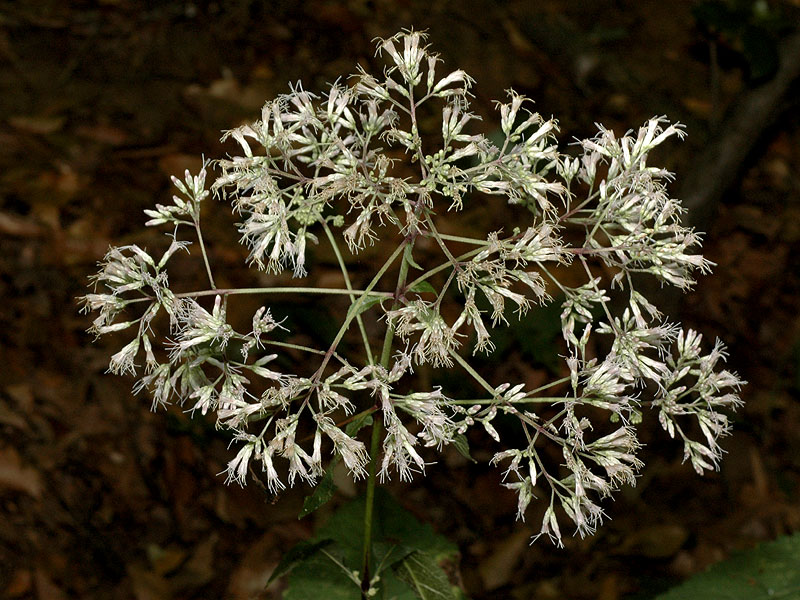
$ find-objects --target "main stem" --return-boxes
[362,82,422,596]
[360,241,412,596]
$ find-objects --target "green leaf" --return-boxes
[283,549,362,600]
[267,539,335,585]
[283,490,463,599]
[299,463,338,519]
[451,434,476,463]
[404,245,423,270]
[346,414,373,437]
[346,295,384,322]
[654,533,800,600]
[393,551,458,600]
[409,281,437,295]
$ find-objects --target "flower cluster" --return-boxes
[83,29,743,547]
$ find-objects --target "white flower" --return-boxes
[225,436,258,487]
[317,416,369,480]
[386,301,460,367]
[108,338,140,376]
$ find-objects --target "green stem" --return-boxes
[194,220,217,290]
[360,412,383,596]
[403,246,483,293]
[437,232,490,246]
[179,287,393,299]
[448,349,496,397]
[448,394,572,405]
[312,241,406,383]
[424,213,460,267]
[125,286,394,306]
[360,240,413,596]
[322,221,375,365]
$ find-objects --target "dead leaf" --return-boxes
[502,20,536,54]
[171,534,218,590]
[0,212,45,237]
[0,400,28,431]
[5,569,32,598]
[682,97,713,118]
[478,527,531,590]
[146,544,187,577]
[75,123,129,146]
[8,115,66,135]
[226,533,279,600]
[127,564,172,600]
[37,165,82,198]
[0,447,43,498]
[34,569,67,600]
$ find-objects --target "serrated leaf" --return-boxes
[655,533,800,600]
[393,551,458,600]
[299,463,338,519]
[346,295,384,322]
[451,434,476,463]
[404,245,423,270]
[409,281,437,295]
[267,539,335,585]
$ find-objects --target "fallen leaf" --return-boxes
[0,212,45,237]
[5,569,32,597]
[0,447,43,498]
[34,569,67,600]
[478,527,531,590]
[226,533,279,600]
[146,544,187,577]
[75,123,129,145]
[171,534,218,590]
[503,19,536,54]
[8,115,66,135]
[127,563,172,600]
[682,97,713,118]
[0,400,28,431]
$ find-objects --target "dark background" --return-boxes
[1,1,800,599]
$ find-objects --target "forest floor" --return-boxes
[1,1,800,599]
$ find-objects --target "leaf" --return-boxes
[404,245,423,270]
[283,549,361,600]
[283,490,463,599]
[299,463,338,519]
[393,551,458,600]
[267,539,335,585]
[346,414,373,437]
[346,295,384,322]
[451,434,476,463]
[0,447,43,498]
[654,533,800,600]
[409,281,437,295]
